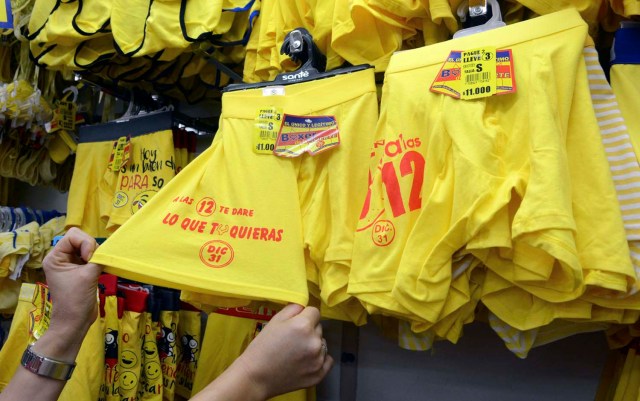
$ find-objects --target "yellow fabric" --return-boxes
[0,222,37,278]
[66,139,114,238]
[180,0,224,42]
[0,282,103,398]
[609,0,640,17]
[332,0,418,72]
[175,309,202,399]
[111,0,150,56]
[92,69,377,313]
[59,315,105,401]
[349,9,634,328]
[102,296,122,401]
[158,310,180,401]
[0,277,21,313]
[0,283,36,391]
[73,0,113,36]
[101,129,176,232]
[135,0,191,58]
[139,312,163,400]
[191,311,311,401]
[118,310,145,400]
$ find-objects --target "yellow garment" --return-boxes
[101,128,176,232]
[100,277,123,401]
[0,277,21,313]
[159,309,180,401]
[118,289,148,401]
[175,307,202,399]
[0,283,37,391]
[609,0,640,17]
[350,9,633,328]
[92,69,377,313]
[180,0,224,42]
[0,282,103,398]
[111,0,150,56]
[191,310,312,401]
[59,315,105,401]
[332,0,418,72]
[139,311,163,400]
[0,222,37,278]
[66,138,115,238]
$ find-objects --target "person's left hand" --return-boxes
[42,227,102,336]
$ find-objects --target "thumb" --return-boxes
[271,303,304,323]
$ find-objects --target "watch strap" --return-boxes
[21,345,76,381]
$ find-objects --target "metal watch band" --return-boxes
[20,345,76,381]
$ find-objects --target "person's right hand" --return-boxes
[233,304,333,399]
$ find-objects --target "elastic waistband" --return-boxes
[79,111,173,143]
[386,8,587,74]
[221,68,376,120]
[612,22,640,65]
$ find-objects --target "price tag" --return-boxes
[253,107,282,155]
[460,47,496,99]
[109,136,131,172]
[430,48,516,100]
[58,101,77,131]
[30,283,51,342]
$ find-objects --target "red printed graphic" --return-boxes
[195,197,216,217]
[359,136,425,222]
[372,220,396,246]
[199,240,235,268]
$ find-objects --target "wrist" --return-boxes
[31,326,86,363]
[228,355,271,400]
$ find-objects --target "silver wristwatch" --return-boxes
[21,345,76,381]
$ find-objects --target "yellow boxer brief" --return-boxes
[134,0,191,58]
[66,134,114,238]
[139,306,163,401]
[118,287,148,401]
[157,289,181,401]
[99,274,124,401]
[0,277,22,313]
[191,308,312,401]
[59,309,105,401]
[0,222,37,278]
[175,304,202,399]
[92,68,378,312]
[350,9,632,326]
[610,23,640,165]
[72,0,112,36]
[0,283,37,391]
[111,0,150,56]
[179,0,224,42]
[332,0,417,72]
[98,123,176,232]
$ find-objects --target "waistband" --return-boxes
[78,111,173,143]
[611,22,640,65]
[386,8,587,74]
[221,68,376,120]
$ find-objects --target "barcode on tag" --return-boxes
[465,72,491,85]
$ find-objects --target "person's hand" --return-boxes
[232,304,333,399]
[42,227,102,337]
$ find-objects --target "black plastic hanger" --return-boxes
[224,27,372,92]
